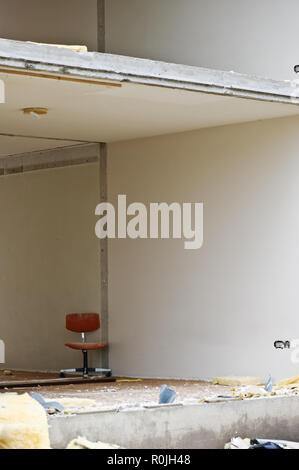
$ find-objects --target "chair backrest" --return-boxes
[66,313,100,333]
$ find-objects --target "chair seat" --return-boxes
[65,342,108,351]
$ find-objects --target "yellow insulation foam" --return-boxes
[27,41,88,52]
[275,375,299,388]
[213,376,261,386]
[0,393,50,449]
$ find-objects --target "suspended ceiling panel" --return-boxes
[0,71,298,153]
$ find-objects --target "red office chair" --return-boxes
[60,313,111,378]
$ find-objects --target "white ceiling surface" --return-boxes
[0,72,299,156]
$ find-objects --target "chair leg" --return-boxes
[83,350,88,378]
[88,368,112,377]
[60,368,77,378]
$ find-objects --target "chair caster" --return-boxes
[60,372,66,378]
[105,371,112,377]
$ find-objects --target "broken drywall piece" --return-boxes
[66,436,122,449]
[213,376,261,386]
[0,393,50,449]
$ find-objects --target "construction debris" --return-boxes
[0,393,50,449]
[116,379,143,383]
[66,436,122,449]
[43,397,100,414]
[29,392,64,413]
[225,437,252,449]
[275,375,299,389]
[159,385,176,404]
[53,397,98,409]
[213,376,261,386]
[27,42,88,52]
[264,375,273,392]
[225,437,299,449]
[227,375,299,399]
[231,385,270,399]
[202,395,241,403]
[6,371,299,415]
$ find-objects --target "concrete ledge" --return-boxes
[0,38,298,104]
[49,395,299,449]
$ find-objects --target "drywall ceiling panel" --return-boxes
[0,71,298,147]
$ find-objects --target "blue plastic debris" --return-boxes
[264,375,273,393]
[250,442,282,450]
[29,391,64,412]
[159,384,176,404]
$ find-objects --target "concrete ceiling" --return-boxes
[0,70,299,156]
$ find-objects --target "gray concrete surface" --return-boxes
[49,395,299,449]
[0,38,299,104]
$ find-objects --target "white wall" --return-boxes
[108,115,299,380]
[0,0,98,50]
[0,163,102,371]
[106,0,299,81]
[1,0,297,80]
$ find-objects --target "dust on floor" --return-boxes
[0,370,231,408]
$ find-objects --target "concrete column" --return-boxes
[97,0,105,52]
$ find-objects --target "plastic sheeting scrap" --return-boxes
[225,437,299,449]
[159,385,176,404]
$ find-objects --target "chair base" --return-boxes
[60,350,111,378]
[60,368,112,379]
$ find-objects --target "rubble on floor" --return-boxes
[159,385,176,404]
[229,374,299,400]
[225,437,299,450]
[209,374,299,402]
[213,376,261,386]
[46,397,100,414]
[2,371,299,418]
[1,371,299,449]
[275,375,299,388]
[0,371,232,411]
[66,436,122,449]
